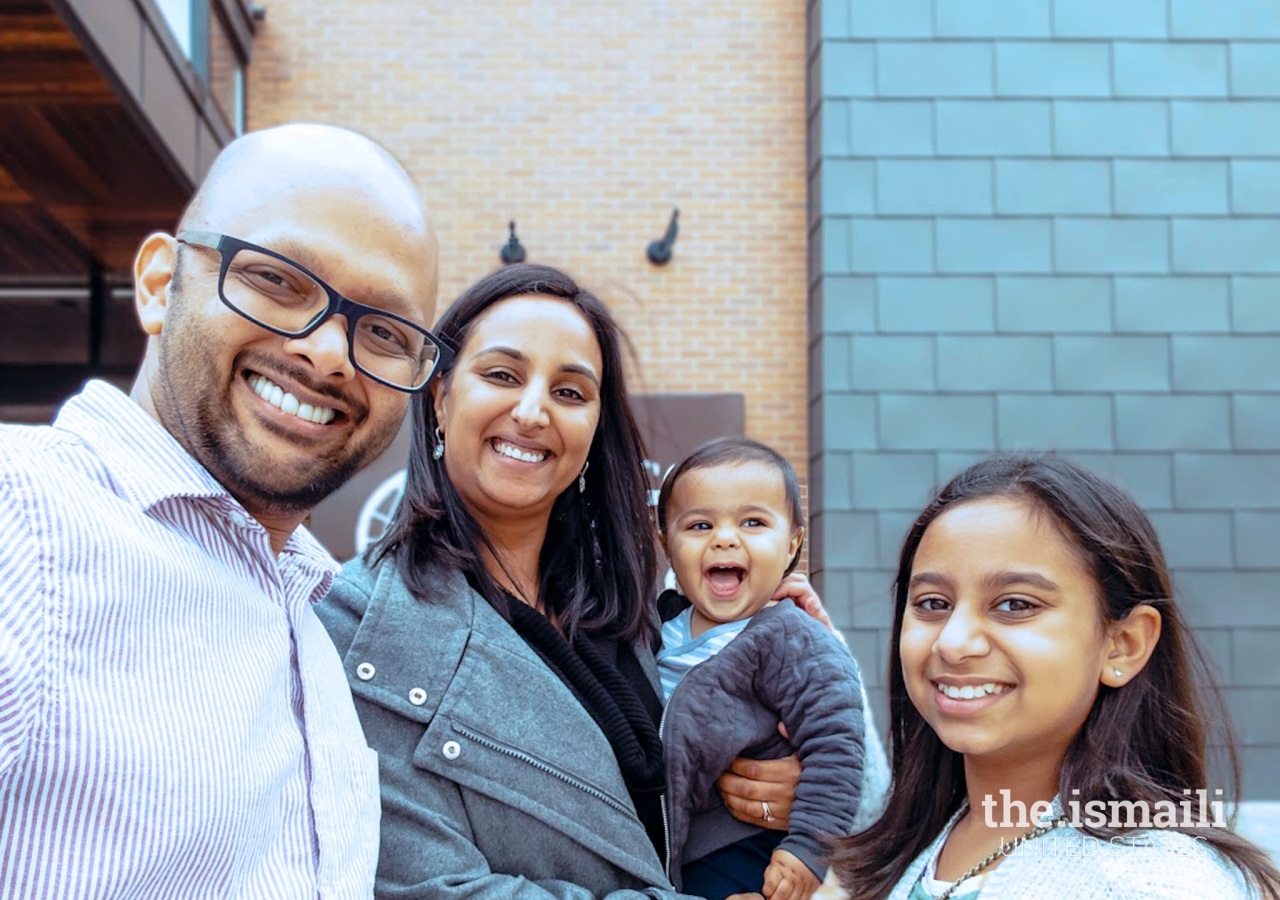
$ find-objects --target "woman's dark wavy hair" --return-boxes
[655,437,805,576]
[830,452,1280,900]
[373,263,659,646]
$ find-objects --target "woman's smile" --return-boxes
[434,295,602,526]
[489,436,550,464]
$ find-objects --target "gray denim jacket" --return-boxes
[316,556,693,900]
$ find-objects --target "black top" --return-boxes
[502,594,669,861]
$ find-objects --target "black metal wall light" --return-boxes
[500,221,526,265]
[647,208,679,266]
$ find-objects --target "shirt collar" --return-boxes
[53,380,339,576]
[55,380,228,510]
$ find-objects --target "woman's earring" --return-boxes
[578,460,589,494]
[433,426,445,461]
[1113,668,1123,680]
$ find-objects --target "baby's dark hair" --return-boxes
[656,437,805,575]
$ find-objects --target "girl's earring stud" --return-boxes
[1113,668,1123,680]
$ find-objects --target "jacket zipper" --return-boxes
[450,722,635,818]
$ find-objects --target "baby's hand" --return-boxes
[771,573,835,635]
[762,849,820,900]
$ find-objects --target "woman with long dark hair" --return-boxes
[830,452,1279,900]
[316,264,807,899]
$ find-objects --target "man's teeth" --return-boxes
[493,439,547,463]
[938,682,1011,700]
[247,373,336,425]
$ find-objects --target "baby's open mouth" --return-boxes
[706,565,746,596]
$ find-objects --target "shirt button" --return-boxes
[442,740,461,760]
[356,662,376,681]
[408,688,427,706]
[228,510,248,528]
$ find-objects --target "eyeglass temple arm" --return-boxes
[175,230,223,250]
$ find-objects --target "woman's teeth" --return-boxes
[492,439,547,463]
[247,373,336,425]
[937,682,1011,700]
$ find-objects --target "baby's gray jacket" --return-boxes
[658,598,866,890]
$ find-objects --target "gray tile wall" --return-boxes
[807,0,1280,798]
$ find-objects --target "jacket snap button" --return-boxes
[408,687,427,706]
[356,662,376,681]
[442,740,461,760]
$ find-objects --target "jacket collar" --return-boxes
[345,561,672,888]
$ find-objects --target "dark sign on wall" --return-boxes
[307,392,746,561]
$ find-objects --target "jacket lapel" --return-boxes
[350,568,671,888]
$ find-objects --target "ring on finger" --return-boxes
[761,800,777,823]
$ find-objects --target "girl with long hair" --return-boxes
[830,452,1279,900]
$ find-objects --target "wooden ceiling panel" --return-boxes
[0,4,115,104]
[0,203,90,275]
[40,102,190,200]
[0,163,31,203]
[0,1,193,278]
[0,11,77,51]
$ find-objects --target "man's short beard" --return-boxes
[153,267,398,520]
[213,441,369,517]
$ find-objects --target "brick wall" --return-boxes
[245,1,809,487]
[809,0,1280,797]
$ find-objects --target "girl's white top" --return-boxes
[885,802,1257,900]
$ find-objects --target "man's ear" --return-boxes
[134,232,179,336]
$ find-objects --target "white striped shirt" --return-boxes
[0,380,380,899]
[656,607,753,702]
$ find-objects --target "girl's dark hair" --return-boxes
[655,437,805,576]
[374,263,659,646]
[830,452,1280,900]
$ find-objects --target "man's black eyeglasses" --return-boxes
[176,230,451,392]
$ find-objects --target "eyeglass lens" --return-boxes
[221,246,440,388]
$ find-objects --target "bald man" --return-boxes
[0,124,440,898]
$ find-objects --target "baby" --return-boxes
[655,438,869,900]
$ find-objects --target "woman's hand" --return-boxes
[716,753,801,831]
[771,573,835,635]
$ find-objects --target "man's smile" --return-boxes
[247,372,339,424]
